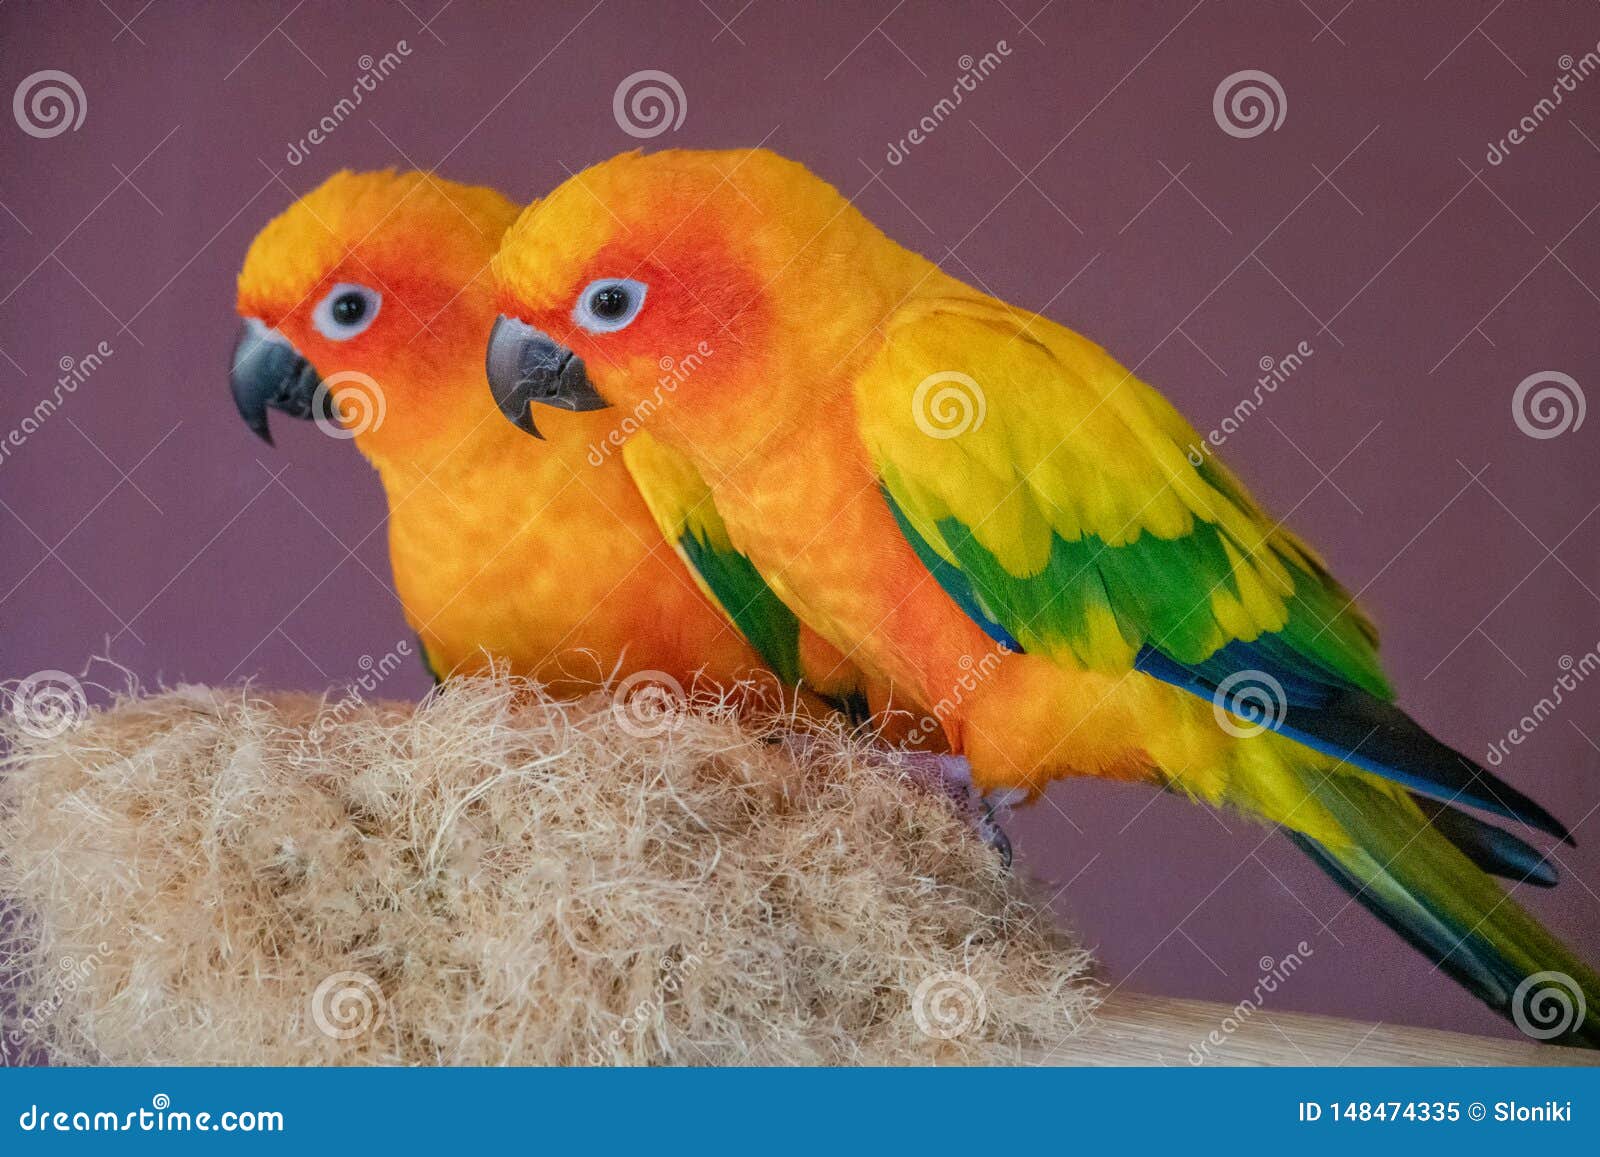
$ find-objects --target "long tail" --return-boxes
[1278,766,1600,1048]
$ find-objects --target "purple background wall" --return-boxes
[2,0,1598,1047]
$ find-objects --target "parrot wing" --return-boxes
[855,294,1568,840]
[621,431,804,686]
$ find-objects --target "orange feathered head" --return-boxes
[487,149,919,451]
[234,169,518,463]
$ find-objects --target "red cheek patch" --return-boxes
[572,230,769,366]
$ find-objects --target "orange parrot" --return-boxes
[230,168,866,712]
[487,148,1599,1043]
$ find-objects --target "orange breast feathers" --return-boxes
[375,409,777,700]
[706,413,986,709]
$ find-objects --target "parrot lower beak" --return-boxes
[229,318,329,445]
[485,315,610,440]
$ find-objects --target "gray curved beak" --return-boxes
[485,315,610,440]
[229,318,328,445]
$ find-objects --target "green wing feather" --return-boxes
[858,296,1390,699]
[1290,772,1600,1047]
[621,432,803,685]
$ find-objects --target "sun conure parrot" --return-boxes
[485,148,1600,1045]
[230,168,876,716]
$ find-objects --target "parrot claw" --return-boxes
[894,752,1013,868]
[779,740,1015,865]
[978,801,1013,869]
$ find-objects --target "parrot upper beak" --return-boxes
[485,315,610,440]
[229,318,328,445]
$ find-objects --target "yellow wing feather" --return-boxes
[854,293,1386,692]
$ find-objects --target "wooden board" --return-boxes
[1026,991,1600,1066]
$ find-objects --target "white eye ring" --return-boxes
[312,283,382,341]
[573,278,647,333]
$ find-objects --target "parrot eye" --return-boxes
[573,278,646,333]
[312,283,382,341]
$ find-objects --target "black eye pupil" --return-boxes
[590,286,629,319]
[332,293,366,325]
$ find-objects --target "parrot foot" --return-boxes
[895,752,1014,867]
[978,789,1028,870]
[778,738,1015,864]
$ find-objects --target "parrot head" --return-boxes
[488,149,922,449]
[234,170,518,463]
